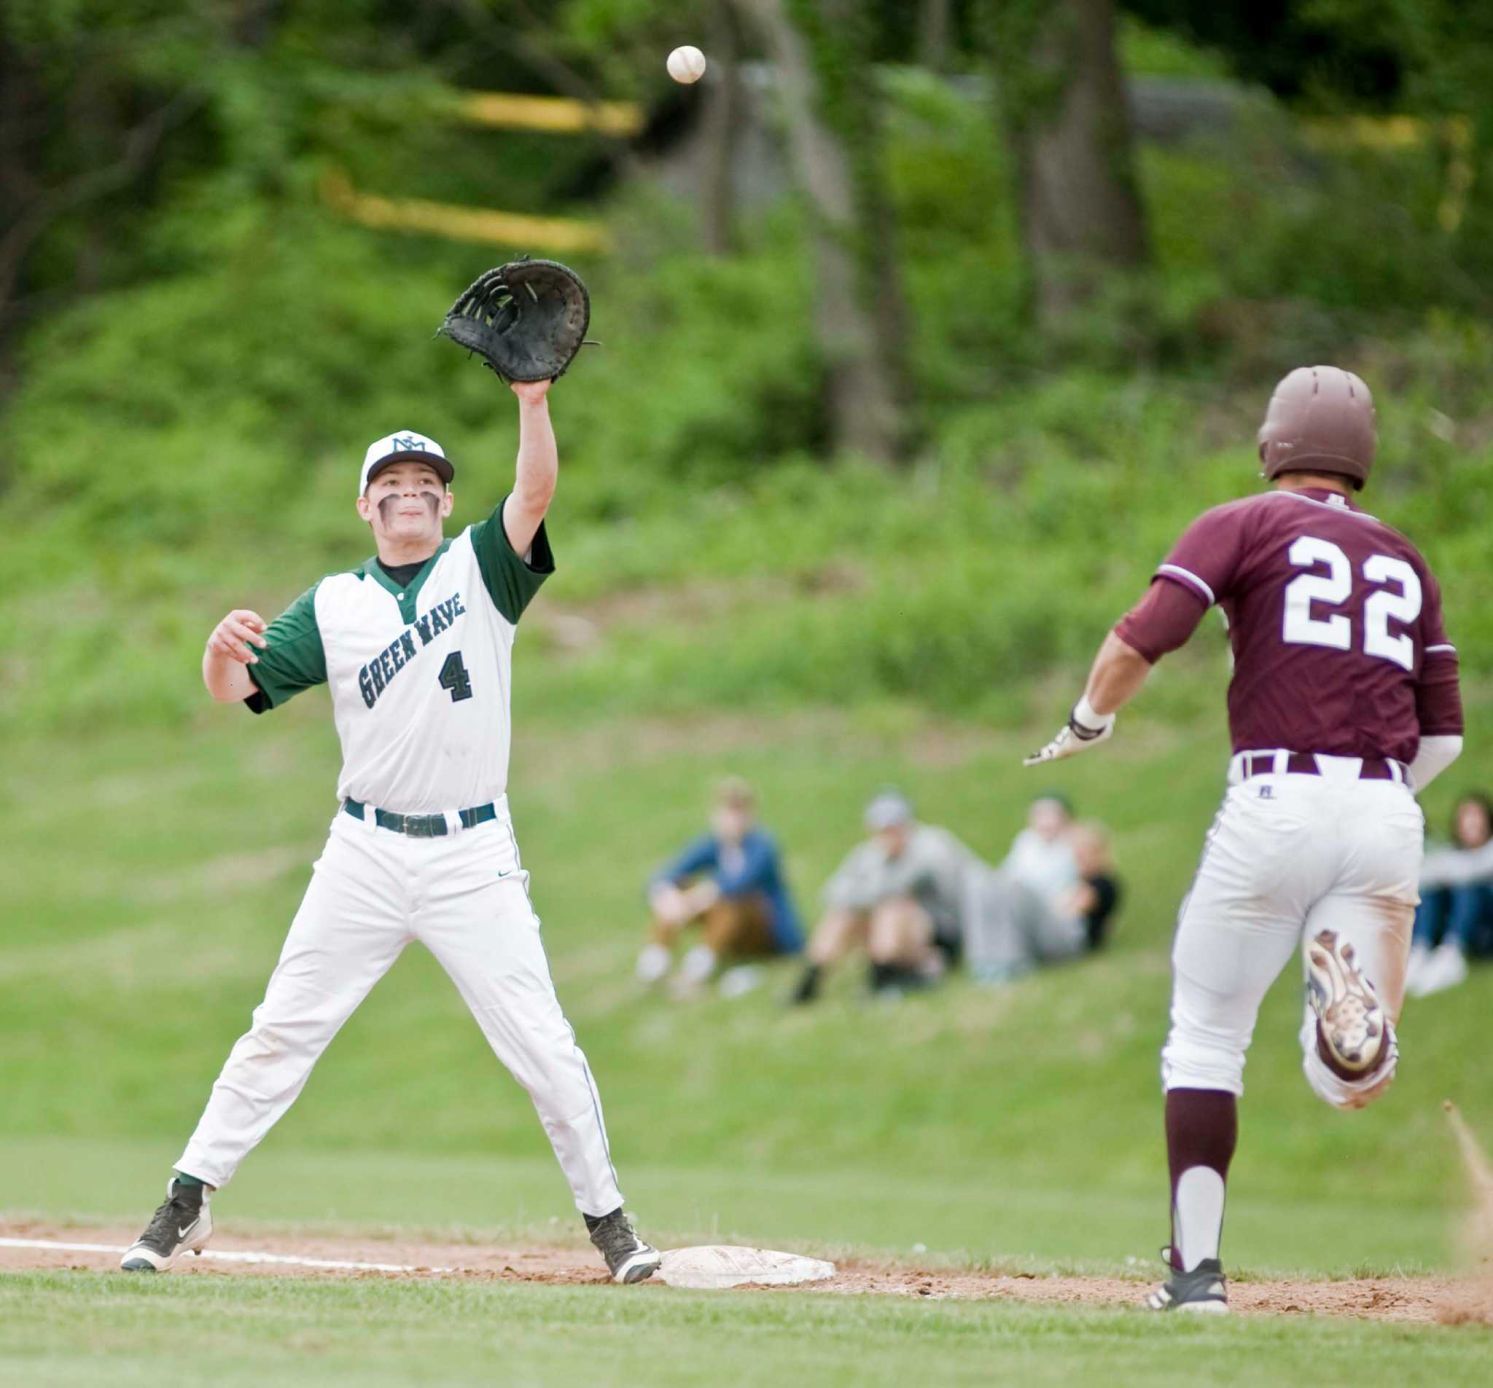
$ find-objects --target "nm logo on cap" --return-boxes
[392,434,427,452]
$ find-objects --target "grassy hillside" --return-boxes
[5,349,1491,734]
[5,701,1492,1270]
[5,695,1493,1382]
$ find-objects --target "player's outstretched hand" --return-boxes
[207,609,269,665]
[1023,708,1115,766]
[510,378,552,405]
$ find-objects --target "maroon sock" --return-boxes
[1165,1088,1238,1268]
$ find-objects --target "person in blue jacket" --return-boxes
[637,778,803,993]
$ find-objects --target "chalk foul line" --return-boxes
[0,1236,453,1275]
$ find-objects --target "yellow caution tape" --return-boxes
[453,91,643,137]
[1302,115,1474,236]
[322,169,610,253]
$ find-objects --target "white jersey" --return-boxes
[1003,828,1079,905]
[246,497,551,812]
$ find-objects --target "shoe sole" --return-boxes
[119,1243,209,1273]
[1146,1288,1229,1313]
[613,1248,663,1285]
[1306,930,1385,1073]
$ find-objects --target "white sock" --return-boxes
[717,965,764,999]
[679,943,717,985]
[1174,1166,1226,1271]
[636,943,671,984]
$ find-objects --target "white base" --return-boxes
[657,1245,836,1290]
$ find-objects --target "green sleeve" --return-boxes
[470,495,555,623]
[246,583,326,710]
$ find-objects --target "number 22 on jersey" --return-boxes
[1282,536,1422,671]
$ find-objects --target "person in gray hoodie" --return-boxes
[790,791,982,1003]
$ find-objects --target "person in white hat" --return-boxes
[119,380,662,1285]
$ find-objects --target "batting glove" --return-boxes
[1023,701,1115,766]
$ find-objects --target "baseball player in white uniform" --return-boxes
[1026,366,1463,1312]
[122,380,662,1284]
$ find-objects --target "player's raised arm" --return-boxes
[502,379,558,558]
[202,609,268,703]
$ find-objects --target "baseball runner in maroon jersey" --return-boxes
[1025,366,1465,1313]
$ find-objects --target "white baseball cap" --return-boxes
[864,790,915,831]
[358,430,454,496]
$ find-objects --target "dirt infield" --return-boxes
[3,1219,1489,1324]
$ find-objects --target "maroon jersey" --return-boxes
[1118,488,1461,764]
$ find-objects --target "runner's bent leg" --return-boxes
[1298,779,1422,1111]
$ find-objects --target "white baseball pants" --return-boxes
[177,801,624,1216]
[1161,755,1423,1110]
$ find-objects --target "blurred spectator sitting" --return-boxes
[964,812,1122,983]
[790,791,981,1004]
[1407,792,1493,998]
[637,778,803,995]
[1063,822,1123,952]
[1003,792,1081,901]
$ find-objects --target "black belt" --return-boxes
[343,798,496,837]
[1236,752,1406,783]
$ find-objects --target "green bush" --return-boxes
[4,67,1492,736]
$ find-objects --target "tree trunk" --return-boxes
[699,0,743,255]
[988,0,1148,326]
[743,0,908,465]
[919,0,952,73]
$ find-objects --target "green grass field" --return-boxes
[4,693,1493,1383]
[6,1271,1491,1388]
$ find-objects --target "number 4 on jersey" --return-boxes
[438,650,474,702]
[1283,537,1422,671]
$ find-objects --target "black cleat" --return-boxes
[120,1179,213,1272]
[585,1208,662,1284]
[788,964,822,1006]
[1146,1252,1229,1314]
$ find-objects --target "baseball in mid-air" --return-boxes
[667,45,707,85]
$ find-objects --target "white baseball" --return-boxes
[666,45,707,85]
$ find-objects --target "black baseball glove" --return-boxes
[439,258,591,383]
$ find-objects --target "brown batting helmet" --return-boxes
[1258,366,1376,490]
